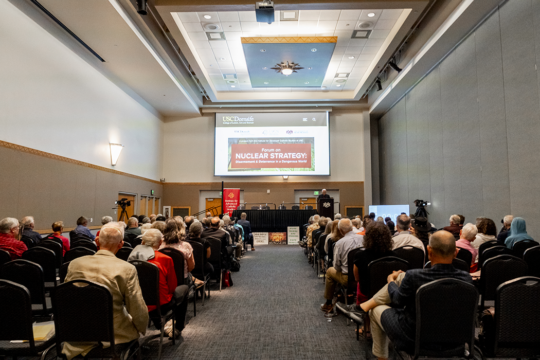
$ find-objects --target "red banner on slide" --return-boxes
[223,188,240,216]
[230,144,311,169]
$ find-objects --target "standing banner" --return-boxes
[223,188,240,216]
[287,226,300,245]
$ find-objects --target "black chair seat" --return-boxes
[31,297,52,313]
[0,338,54,355]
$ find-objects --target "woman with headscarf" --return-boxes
[504,217,534,249]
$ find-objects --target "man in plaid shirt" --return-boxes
[0,217,27,260]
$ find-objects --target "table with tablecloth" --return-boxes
[231,210,318,234]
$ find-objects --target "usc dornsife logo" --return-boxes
[228,193,235,199]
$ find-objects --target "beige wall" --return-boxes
[0,143,162,231]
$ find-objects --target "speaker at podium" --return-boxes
[318,198,334,219]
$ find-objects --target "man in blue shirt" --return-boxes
[74,216,95,240]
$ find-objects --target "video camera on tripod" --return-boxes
[414,199,429,219]
[114,198,131,222]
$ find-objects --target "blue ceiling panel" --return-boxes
[242,42,336,88]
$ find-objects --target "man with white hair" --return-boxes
[20,216,43,245]
[443,214,462,239]
[497,215,514,245]
[456,223,479,267]
[125,217,141,237]
[317,189,330,202]
[63,222,148,359]
[321,219,363,313]
[334,213,342,220]
[0,217,27,260]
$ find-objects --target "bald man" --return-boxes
[359,231,473,360]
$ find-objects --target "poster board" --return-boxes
[253,232,269,245]
[269,232,287,245]
[287,227,300,245]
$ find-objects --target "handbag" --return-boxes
[222,270,233,287]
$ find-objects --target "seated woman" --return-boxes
[472,218,497,249]
[316,221,333,272]
[188,221,214,276]
[44,221,70,255]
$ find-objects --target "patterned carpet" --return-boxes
[142,245,373,360]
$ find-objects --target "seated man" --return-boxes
[201,217,230,269]
[359,230,473,360]
[391,215,425,254]
[0,217,27,260]
[63,222,148,359]
[321,219,363,313]
[188,221,214,275]
[237,212,253,251]
[74,216,95,240]
[130,229,189,339]
[20,216,43,245]
[125,217,142,237]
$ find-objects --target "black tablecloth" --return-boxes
[231,210,318,233]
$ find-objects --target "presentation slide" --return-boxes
[368,205,410,224]
[214,112,330,176]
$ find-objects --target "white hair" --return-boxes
[141,229,162,248]
[450,214,461,225]
[0,218,19,234]
[101,216,113,225]
[322,189,327,192]
[338,218,353,233]
[219,220,224,228]
[313,215,320,222]
[99,222,124,247]
[352,218,361,228]
[141,223,152,234]
[461,223,478,241]
[334,213,342,220]
[223,215,230,225]
[503,215,514,226]
[21,216,34,228]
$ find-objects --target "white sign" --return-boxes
[287,226,300,245]
[253,232,269,245]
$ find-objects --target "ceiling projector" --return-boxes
[256,1,275,24]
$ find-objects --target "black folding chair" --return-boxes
[38,240,63,268]
[129,261,175,360]
[479,255,528,309]
[0,249,11,269]
[188,240,211,304]
[478,240,499,260]
[456,247,473,269]
[71,240,97,252]
[512,239,539,258]
[22,247,57,288]
[42,235,63,247]
[292,205,300,210]
[159,248,196,316]
[123,241,133,248]
[479,246,512,270]
[52,280,140,360]
[124,233,141,248]
[0,259,52,316]
[0,280,55,358]
[394,246,425,269]
[424,258,470,272]
[63,247,95,263]
[305,205,313,210]
[207,238,223,291]
[390,278,478,359]
[59,261,70,284]
[69,232,93,243]
[335,247,363,320]
[524,245,540,277]
[20,235,36,249]
[480,276,540,358]
[116,247,133,261]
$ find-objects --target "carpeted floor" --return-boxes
[142,245,374,360]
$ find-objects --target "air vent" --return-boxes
[226,80,238,84]
[280,10,298,21]
[356,21,373,30]
[203,23,222,32]
[206,32,226,40]
[335,73,350,78]
[351,30,371,39]
[222,74,238,80]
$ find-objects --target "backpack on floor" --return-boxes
[222,270,233,287]
[230,258,241,272]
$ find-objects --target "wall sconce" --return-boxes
[109,143,123,166]
[282,175,289,180]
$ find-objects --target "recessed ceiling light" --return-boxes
[263,67,268,70]
[348,56,355,59]
[321,86,327,89]
[367,12,375,17]
[311,48,317,52]
[231,85,235,88]
[305,82,309,84]
[308,67,313,70]
[204,15,212,19]
[336,84,341,87]
[219,57,225,61]
[260,49,266,52]
[264,82,269,84]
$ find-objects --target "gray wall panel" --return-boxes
[415,80,432,208]
[406,91,419,211]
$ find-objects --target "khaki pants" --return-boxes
[369,272,406,358]
[324,267,348,300]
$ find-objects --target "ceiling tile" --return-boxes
[336,21,356,31]
[380,9,403,20]
[221,22,242,31]
[374,19,397,30]
[224,31,242,41]
[239,11,257,22]
[338,10,361,21]
[220,68,236,74]
[361,46,379,55]
[183,22,204,32]
[344,47,363,55]
[213,84,229,91]
[334,30,352,46]
[197,12,219,21]
[227,41,243,50]
[359,10,382,21]
[280,21,299,29]
[241,22,260,32]
[366,38,386,47]
[193,40,211,49]
[370,29,391,39]
[210,74,226,83]
[343,82,358,90]
[213,48,231,60]
[339,59,357,68]
[176,12,200,23]
[218,12,240,22]
[209,40,229,49]
[317,21,337,31]
[319,10,341,21]
[333,46,347,56]
[189,32,208,41]
[350,67,368,76]
[299,10,321,21]
[357,53,376,61]
[205,66,222,75]
[298,20,319,29]
[349,38,367,46]
[354,60,372,67]
[242,32,258,37]
[218,61,235,69]
[259,23,281,33]
[202,58,219,68]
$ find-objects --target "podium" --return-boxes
[317,198,334,219]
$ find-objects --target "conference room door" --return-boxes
[117,194,135,221]
[300,198,317,210]
[205,198,222,216]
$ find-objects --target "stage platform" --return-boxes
[231,209,318,233]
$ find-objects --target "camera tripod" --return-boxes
[118,206,130,222]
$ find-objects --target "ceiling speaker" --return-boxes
[203,23,222,32]
[356,21,373,29]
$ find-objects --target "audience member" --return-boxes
[369,212,376,220]
[443,214,462,238]
[385,217,395,234]
[149,214,157,224]
[151,221,166,234]
[44,221,70,255]
[189,221,214,276]
[471,218,497,249]
[202,217,230,269]
[352,218,361,232]
[206,212,212,218]
[96,216,113,238]
[20,216,42,245]
[237,212,253,251]
[202,218,211,229]
[505,217,534,249]
[316,221,333,269]
[334,213,342,220]
[156,215,166,222]
[0,217,27,260]
[63,223,148,359]
[140,223,152,234]
[142,217,151,224]
[222,215,237,244]
[497,215,513,245]
[359,230,473,360]
[410,217,431,249]
[74,216,95,240]
[324,219,341,254]
[184,216,194,233]
[376,216,384,223]
[232,217,244,243]
[125,217,142,236]
[357,217,372,236]
[321,219,363,313]
[458,214,465,226]
[456,223,479,269]
[391,215,425,253]
[137,215,146,225]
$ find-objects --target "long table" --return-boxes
[231,209,318,233]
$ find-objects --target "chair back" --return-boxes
[0,249,11,269]
[478,240,499,260]
[414,278,478,357]
[159,248,185,286]
[188,240,206,276]
[278,205,286,210]
[20,235,36,249]
[129,260,161,313]
[480,246,512,269]
[43,236,63,247]
[480,255,528,304]
[347,248,362,294]
[70,232,93,243]
[123,241,133,248]
[59,261,70,283]
[424,258,469,272]
[251,206,259,210]
[524,245,540,277]
[512,239,539,258]
[22,247,57,285]
[305,205,313,210]
[394,246,425,269]
[367,256,409,297]
[494,276,540,357]
[327,240,337,267]
[292,205,300,210]
[63,247,96,263]
[39,240,63,268]
[124,233,141,248]
[0,280,36,349]
[71,240,97,252]
[52,280,115,356]
[115,247,133,261]
[0,259,47,310]
[207,238,222,271]
[455,247,473,268]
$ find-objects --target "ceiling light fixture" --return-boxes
[271,61,304,76]
[109,143,123,166]
[264,82,269,84]
[348,56,355,59]
[219,57,225,61]
[282,175,289,180]
[376,78,383,91]
[136,0,147,15]
[336,84,341,87]
[367,12,375,17]
[231,85,235,88]
[305,82,309,84]
[311,48,317,52]
[204,15,212,19]
[388,60,402,72]
[260,49,266,52]
[308,67,313,70]
[263,67,268,70]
